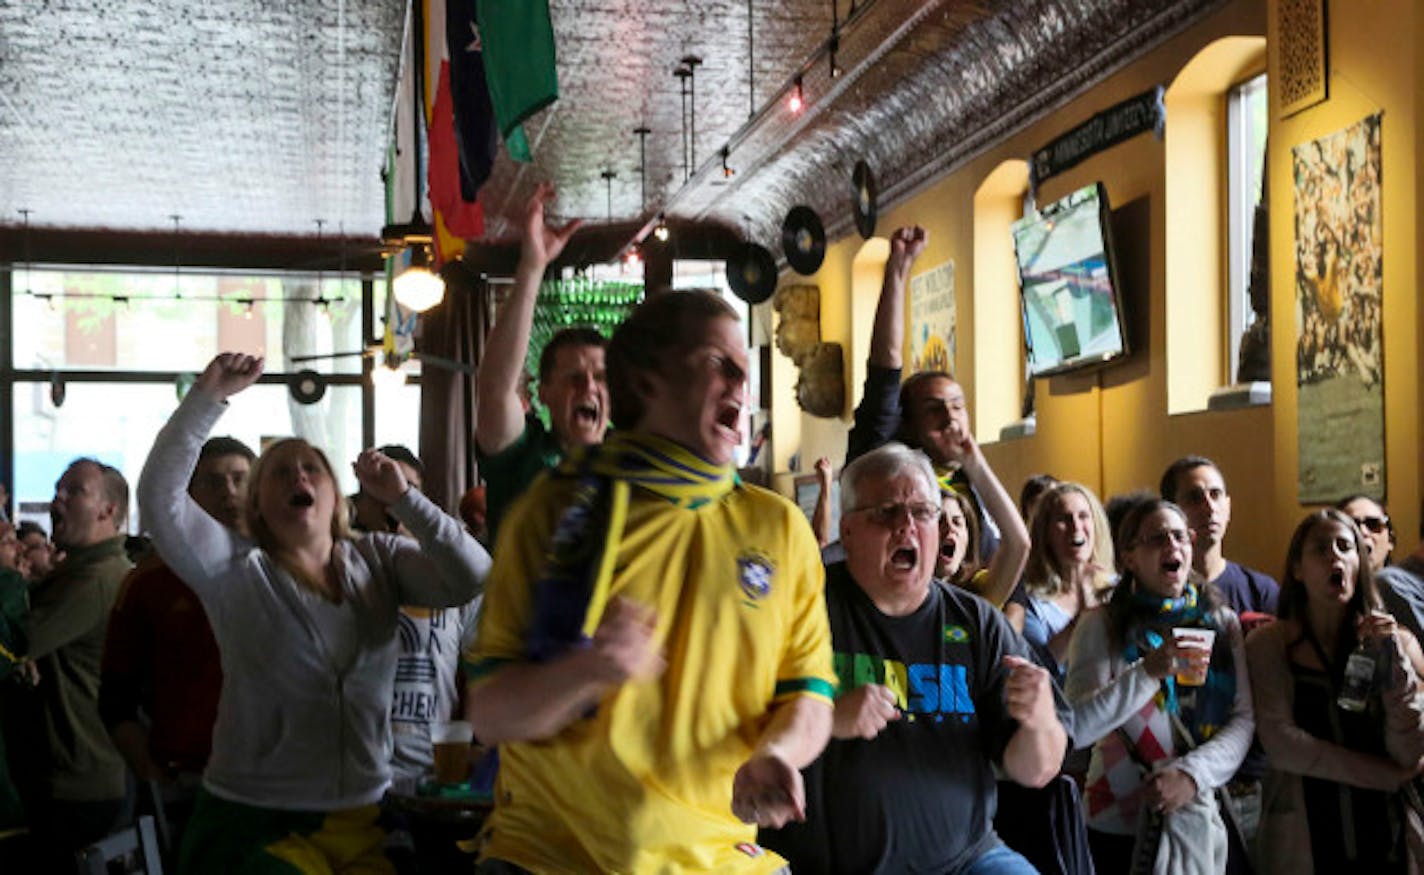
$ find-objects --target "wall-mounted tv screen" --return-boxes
[1011,183,1129,377]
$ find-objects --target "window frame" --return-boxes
[1225,72,1268,385]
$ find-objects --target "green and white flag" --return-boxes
[476,0,558,162]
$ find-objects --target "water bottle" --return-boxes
[1338,640,1376,712]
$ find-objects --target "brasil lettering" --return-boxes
[833,651,975,718]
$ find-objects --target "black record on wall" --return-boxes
[781,206,826,275]
[288,369,327,405]
[852,159,878,239]
[725,242,778,304]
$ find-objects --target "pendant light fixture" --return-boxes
[382,0,445,314]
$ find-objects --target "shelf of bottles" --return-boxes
[525,277,644,377]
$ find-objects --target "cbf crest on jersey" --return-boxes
[736,551,776,602]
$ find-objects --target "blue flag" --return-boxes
[446,0,499,199]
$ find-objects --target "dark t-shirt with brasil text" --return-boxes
[762,562,1073,874]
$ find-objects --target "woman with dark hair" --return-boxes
[1006,482,1115,677]
[1246,509,1424,873]
[1335,493,1395,572]
[1065,499,1253,874]
[137,353,491,873]
[933,433,1029,609]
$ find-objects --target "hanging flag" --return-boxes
[423,0,486,261]
[429,62,485,243]
[476,0,559,163]
[446,0,499,199]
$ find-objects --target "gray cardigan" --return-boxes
[137,389,490,810]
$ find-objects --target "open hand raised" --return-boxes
[520,182,583,271]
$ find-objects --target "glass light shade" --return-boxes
[370,361,407,390]
[393,265,445,312]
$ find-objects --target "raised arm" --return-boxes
[847,227,927,463]
[475,183,581,456]
[352,448,491,608]
[869,226,925,369]
[137,354,260,595]
[1247,623,1415,791]
[955,436,1028,608]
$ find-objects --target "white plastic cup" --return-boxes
[431,720,474,784]
[1171,628,1216,686]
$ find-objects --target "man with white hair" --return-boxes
[762,442,1071,873]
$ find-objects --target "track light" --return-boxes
[788,75,805,113]
[654,214,670,242]
[721,147,736,178]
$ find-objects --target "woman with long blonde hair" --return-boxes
[1006,482,1115,674]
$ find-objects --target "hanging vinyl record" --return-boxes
[781,206,826,276]
[726,242,778,305]
[852,160,878,239]
[288,369,327,405]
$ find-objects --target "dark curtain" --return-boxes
[417,260,494,513]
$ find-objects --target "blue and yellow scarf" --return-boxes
[525,431,737,661]
[1122,582,1236,745]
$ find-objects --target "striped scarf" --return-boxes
[525,431,737,661]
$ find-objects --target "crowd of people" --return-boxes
[0,188,1422,875]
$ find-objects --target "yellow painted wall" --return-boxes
[768,0,1421,573]
[1265,0,1420,556]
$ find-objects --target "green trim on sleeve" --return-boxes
[773,677,837,701]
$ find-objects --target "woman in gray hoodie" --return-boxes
[137,352,491,873]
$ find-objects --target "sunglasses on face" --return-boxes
[852,501,942,527]
[1352,515,1390,534]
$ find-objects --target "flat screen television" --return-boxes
[1010,183,1129,377]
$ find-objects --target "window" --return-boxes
[972,159,1032,440]
[1226,73,1268,383]
[13,382,365,532]
[5,264,415,532]
[1163,36,1267,413]
[12,267,365,374]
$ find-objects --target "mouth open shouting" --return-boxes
[713,400,743,449]
[572,399,602,430]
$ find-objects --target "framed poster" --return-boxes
[909,260,955,375]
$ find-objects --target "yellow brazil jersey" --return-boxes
[468,474,835,874]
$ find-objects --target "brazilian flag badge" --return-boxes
[943,625,969,643]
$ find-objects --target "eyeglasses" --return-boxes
[1352,515,1390,535]
[851,501,942,527]
[1135,528,1192,549]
